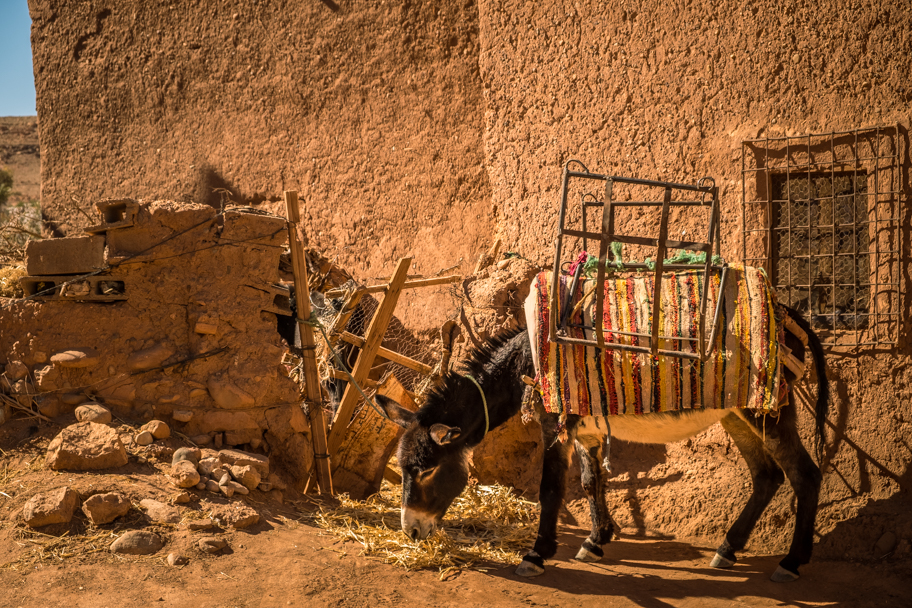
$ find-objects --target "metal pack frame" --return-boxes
[549,160,726,361]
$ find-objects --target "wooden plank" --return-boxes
[326,257,412,459]
[327,368,379,389]
[339,331,435,375]
[650,188,672,356]
[594,178,614,351]
[284,190,333,495]
[324,275,461,299]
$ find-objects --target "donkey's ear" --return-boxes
[376,394,416,428]
[429,423,462,446]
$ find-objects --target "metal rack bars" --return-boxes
[549,159,726,361]
[741,125,902,349]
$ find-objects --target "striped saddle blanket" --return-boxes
[524,265,785,417]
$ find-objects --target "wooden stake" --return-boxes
[284,190,333,495]
[473,238,502,274]
[323,274,462,299]
[326,257,412,459]
[339,331,434,375]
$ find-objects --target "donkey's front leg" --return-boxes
[573,430,614,563]
[516,421,571,577]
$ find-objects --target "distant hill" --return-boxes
[0,116,40,206]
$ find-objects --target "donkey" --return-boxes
[378,305,828,583]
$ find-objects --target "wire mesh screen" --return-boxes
[741,125,902,349]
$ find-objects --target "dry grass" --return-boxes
[0,264,25,298]
[304,481,538,576]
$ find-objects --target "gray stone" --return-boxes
[172,447,202,466]
[81,492,131,525]
[110,530,164,555]
[167,552,188,566]
[135,430,154,446]
[172,409,193,423]
[22,487,78,527]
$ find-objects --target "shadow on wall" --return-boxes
[189,165,274,208]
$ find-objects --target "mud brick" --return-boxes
[221,209,288,248]
[25,236,105,276]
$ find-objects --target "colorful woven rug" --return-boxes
[523,265,784,418]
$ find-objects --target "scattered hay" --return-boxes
[0,265,25,298]
[305,481,539,575]
[0,528,112,571]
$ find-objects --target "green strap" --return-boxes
[463,374,489,438]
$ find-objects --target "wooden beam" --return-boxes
[324,275,461,299]
[327,367,379,390]
[284,191,333,495]
[383,466,402,485]
[339,331,434,375]
[326,258,412,459]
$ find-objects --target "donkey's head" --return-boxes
[378,394,471,540]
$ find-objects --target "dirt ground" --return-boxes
[2,419,909,608]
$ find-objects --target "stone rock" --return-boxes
[173,491,193,504]
[171,460,201,488]
[218,449,269,477]
[224,428,262,447]
[198,457,219,476]
[81,492,131,525]
[127,343,174,372]
[167,552,188,566]
[185,518,214,531]
[140,498,180,524]
[230,465,261,491]
[36,395,64,418]
[172,447,201,466]
[46,422,129,470]
[266,473,288,491]
[257,482,272,492]
[0,401,10,426]
[5,360,28,381]
[189,388,208,399]
[207,376,255,409]
[214,504,260,529]
[22,487,78,527]
[198,537,228,554]
[172,409,193,423]
[34,365,60,391]
[205,480,220,493]
[199,410,258,435]
[143,420,171,439]
[136,430,154,446]
[191,434,212,446]
[51,348,101,368]
[213,432,223,449]
[223,480,249,496]
[219,484,234,498]
[195,481,207,491]
[876,532,897,555]
[110,530,164,555]
[59,393,86,405]
[75,403,112,424]
[210,467,228,482]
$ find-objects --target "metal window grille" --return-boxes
[741,125,902,349]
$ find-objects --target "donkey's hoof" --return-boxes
[515,559,545,577]
[770,565,800,583]
[710,552,735,569]
[574,546,602,563]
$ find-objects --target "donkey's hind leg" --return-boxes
[572,419,614,563]
[713,413,785,569]
[745,405,822,582]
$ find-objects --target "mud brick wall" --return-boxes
[1,201,314,484]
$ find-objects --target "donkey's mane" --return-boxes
[421,325,527,407]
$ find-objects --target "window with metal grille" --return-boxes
[742,126,902,349]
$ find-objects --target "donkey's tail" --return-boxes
[783,306,829,464]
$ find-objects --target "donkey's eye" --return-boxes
[416,466,438,481]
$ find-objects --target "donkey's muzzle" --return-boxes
[402,507,437,541]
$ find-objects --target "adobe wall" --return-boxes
[27,0,491,331]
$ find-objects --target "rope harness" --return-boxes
[463,374,489,439]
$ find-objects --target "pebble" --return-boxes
[205,480,220,493]
[198,457,220,476]
[230,465,261,491]
[143,420,171,440]
[185,518,214,531]
[191,434,212,446]
[195,481,207,491]
[167,552,188,566]
[172,491,193,504]
[223,480,249,495]
[140,498,180,524]
[219,483,235,498]
[110,530,164,555]
[172,447,201,466]
[74,403,112,424]
[171,460,201,488]
[198,537,228,554]
[257,482,273,492]
[136,431,154,446]
[172,409,193,422]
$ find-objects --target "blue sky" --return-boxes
[0,0,36,116]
